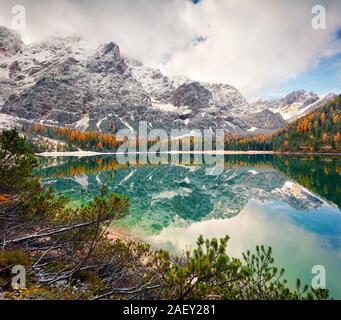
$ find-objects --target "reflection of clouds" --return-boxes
[147,200,341,298]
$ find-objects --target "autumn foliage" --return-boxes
[272,95,341,152]
[30,124,121,152]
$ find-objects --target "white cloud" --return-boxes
[161,0,341,98]
[146,200,341,295]
[0,0,340,99]
[0,0,194,60]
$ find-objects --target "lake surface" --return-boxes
[37,154,341,298]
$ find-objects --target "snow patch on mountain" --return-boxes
[75,116,90,131]
[150,99,190,114]
[0,113,20,129]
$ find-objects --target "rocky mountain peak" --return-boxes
[101,42,121,57]
[171,82,212,110]
[87,42,127,75]
[283,90,319,106]
[0,26,23,57]
[251,90,335,123]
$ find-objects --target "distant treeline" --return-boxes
[24,95,341,153]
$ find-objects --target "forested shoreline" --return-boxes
[21,96,341,155]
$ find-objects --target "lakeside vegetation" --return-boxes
[0,129,330,300]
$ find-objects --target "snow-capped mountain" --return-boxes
[250,90,336,122]
[0,26,336,133]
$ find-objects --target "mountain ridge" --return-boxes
[0,26,336,134]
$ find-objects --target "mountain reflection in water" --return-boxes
[37,155,341,231]
[37,154,341,298]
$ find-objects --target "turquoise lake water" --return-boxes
[37,154,341,298]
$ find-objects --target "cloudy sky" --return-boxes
[0,0,341,99]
